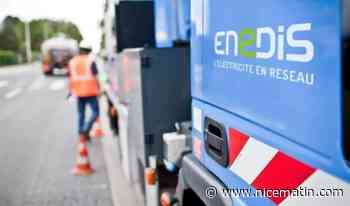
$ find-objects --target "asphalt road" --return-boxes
[0,63,113,206]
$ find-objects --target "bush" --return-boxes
[0,50,17,66]
[32,51,41,61]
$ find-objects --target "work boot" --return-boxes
[84,132,91,142]
[91,118,104,138]
[80,133,91,142]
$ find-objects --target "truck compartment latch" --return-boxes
[204,117,228,167]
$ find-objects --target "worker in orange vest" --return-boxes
[68,41,100,141]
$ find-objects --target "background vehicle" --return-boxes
[41,35,78,75]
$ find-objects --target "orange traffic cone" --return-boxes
[71,135,94,176]
[91,117,104,138]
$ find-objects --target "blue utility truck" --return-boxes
[173,0,350,206]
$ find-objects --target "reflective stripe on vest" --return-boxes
[69,55,99,97]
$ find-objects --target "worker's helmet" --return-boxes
[79,40,92,51]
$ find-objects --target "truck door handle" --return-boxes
[206,128,224,156]
[204,118,228,167]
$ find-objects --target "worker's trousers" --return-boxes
[77,96,100,135]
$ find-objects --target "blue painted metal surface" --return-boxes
[191,0,349,205]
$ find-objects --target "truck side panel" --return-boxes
[191,0,350,205]
[192,0,350,181]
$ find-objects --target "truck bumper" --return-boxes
[176,154,232,206]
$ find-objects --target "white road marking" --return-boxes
[49,80,66,91]
[0,80,9,88]
[4,88,23,99]
[29,76,46,91]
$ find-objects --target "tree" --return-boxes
[0,16,83,54]
[60,21,83,42]
[29,19,83,51]
[0,16,25,55]
[29,19,47,51]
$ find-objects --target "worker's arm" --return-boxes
[67,60,72,99]
[66,61,73,98]
[91,62,98,76]
[91,62,102,94]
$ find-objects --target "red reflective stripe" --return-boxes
[252,152,316,205]
[228,128,249,165]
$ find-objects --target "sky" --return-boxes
[0,0,105,51]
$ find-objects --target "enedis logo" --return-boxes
[214,23,314,63]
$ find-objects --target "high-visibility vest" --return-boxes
[69,55,99,97]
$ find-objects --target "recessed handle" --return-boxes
[204,117,228,167]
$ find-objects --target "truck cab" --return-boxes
[41,36,78,75]
[176,0,350,205]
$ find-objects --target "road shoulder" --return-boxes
[100,98,144,206]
